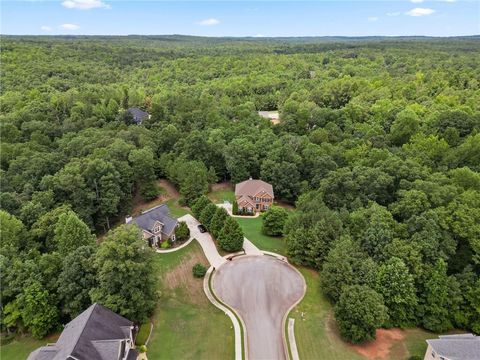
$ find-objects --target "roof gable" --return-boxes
[235,179,274,198]
[132,204,178,236]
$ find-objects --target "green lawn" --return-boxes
[288,267,364,360]
[1,335,59,360]
[147,241,234,360]
[208,188,235,204]
[235,215,287,255]
[165,198,191,218]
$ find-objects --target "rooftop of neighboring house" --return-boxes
[235,178,274,200]
[128,204,178,237]
[258,110,280,125]
[426,333,480,360]
[127,107,149,124]
[27,303,138,360]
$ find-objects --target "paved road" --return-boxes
[213,256,305,360]
[177,214,225,268]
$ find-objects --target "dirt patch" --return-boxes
[162,248,209,305]
[211,181,233,192]
[350,328,406,360]
[131,179,181,216]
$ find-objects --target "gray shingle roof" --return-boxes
[127,107,149,124]
[27,303,139,360]
[427,334,480,360]
[132,204,178,237]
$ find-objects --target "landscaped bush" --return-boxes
[175,221,190,242]
[135,323,151,345]
[192,263,207,278]
[138,345,147,353]
[160,241,171,249]
[232,201,238,215]
[210,207,229,238]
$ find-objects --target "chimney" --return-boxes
[125,215,133,224]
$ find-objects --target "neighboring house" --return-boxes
[126,204,178,247]
[126,107,150,125]
[27,303,138,360]
[424,334,480,360]
[258,110,280,125]
[235,178,274,214]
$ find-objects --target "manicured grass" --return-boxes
[288,267,364,360]
[235,215,287,255]
[1,334,59,360]
[147,241,234,360]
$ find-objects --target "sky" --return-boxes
[1,0,479,37]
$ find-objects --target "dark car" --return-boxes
[197,224,207,233]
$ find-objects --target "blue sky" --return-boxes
[1,1,479,37]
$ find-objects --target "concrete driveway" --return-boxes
[177,214,225,268]
[212,256,305,360]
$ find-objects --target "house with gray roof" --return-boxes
[126,204,178,247]
[126,107,150,125]
[235,177,274,214]
[424,333,480,360]
[27,303,138,360]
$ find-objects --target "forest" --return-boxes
[1,35,479,345]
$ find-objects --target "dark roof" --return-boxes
[132,204,178,237]
[28,303,138,360]
[427,334,480,360]
[127,107,149,124]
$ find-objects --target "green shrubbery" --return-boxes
[192,263,207,278]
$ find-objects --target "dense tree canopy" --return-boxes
[1,35,479,341]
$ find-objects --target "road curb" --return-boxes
[203,266,246,360]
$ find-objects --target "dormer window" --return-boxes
[153,225,161,233]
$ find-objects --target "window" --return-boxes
[153,225,161,233]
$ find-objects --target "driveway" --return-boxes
[177,214,225,268]
[212,256,305,360]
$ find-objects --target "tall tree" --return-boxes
[54,211,95,256]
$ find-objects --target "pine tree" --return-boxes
[218,217,244,252]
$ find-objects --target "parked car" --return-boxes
[197,224,207,233]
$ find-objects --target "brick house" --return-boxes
[126,204,178,247]
[235,178,274,214]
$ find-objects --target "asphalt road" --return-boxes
[212,256,305,360]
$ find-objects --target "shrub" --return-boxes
[262,206,289,236]
[139,345,147,353]
[232,201,239,215]
[135,322,151,345]
[192,263,207,278]
[160,241,170,249]
[175,221,190,242]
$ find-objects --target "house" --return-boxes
[126,204,178,247]
[235,178,274,214]
[424,334,480,360]
[27,303,138,360]
[258,110,281,125]
[126,107,150,125]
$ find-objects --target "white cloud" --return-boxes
[386,12,401,16]
[410,0,424,3]
[60,23,80,30]
[196,18,220,26]
[62,0,110,10]
[405,7,436,16]
[40,25,52,32]
[254,34,265,37]
[368,16,379,22]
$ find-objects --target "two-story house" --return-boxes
[28,303,139,360]
[235,178,274,214]
[126,204,178,247]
